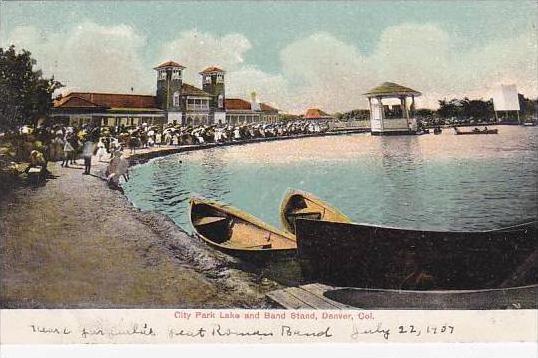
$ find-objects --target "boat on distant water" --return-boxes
[295,219,537,290]
[190,196,297,261]
[323,284,538,309]
[280,189,351,234]
[453,127,498,135]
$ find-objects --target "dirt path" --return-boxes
[0,151,281,308]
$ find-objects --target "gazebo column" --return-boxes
[401,96,409,120]
[378,96,384,131]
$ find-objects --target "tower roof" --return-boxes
[200,66,225,74]
[154,60,185,70]
[364,82,421,97]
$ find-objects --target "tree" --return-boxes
[460,97,493,120]
[437,98,462,119]
[0,45,63,131]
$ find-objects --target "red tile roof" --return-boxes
[53,95,103,108]
[154,60,185,69]
[200,66,225,74]
[225,98,279,112]
[180,83,212,97]
[54,92,158,109]
[225,98,252,110]
[304,108,333,119]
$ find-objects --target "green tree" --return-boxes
[0,45,63,131]
[460,97,493,120]
[437,98,462,119]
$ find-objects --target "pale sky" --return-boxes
[1,1,536,113]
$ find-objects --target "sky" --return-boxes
[1,1,536,113]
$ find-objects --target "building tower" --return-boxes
[199,66,226,124]
[154,61,185,124]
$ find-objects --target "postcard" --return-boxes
[0,0,536,350]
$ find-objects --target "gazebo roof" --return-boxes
[364,82,421,97]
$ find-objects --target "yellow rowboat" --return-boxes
[280,189,351,234]
[190,196,297,261]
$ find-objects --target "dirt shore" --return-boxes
[0,146,284,308]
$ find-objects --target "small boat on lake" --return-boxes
[323,284,538,310]
[280,189,351,234]
[295,219,537,290]
[190,196,297,261]
[453,127,498,135]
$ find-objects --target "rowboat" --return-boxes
[189,196,297,261]
[280,189,351,234]
[453,127,498,135]
[295,219,537,290]
[323,284,538,309]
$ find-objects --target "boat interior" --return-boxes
[191,202,296,250]
[284,195,347,229]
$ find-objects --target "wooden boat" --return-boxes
[433,127,442,135]
[295,219,537,290]
[190,196,297,261]
[323,284,538,309]
[453,127,498,135]
[280,189,351,234]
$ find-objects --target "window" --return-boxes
[218,94,224,108]
[172,69,182,80]
[186,98,209,111]
[173,92,180,107]
[204,75,211,84]
[216,73,224,83]
[159,70,167,80]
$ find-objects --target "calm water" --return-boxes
[124,126,537,233]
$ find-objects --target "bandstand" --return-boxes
[364,82,422,135]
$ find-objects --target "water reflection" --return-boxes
[198,149,231,200]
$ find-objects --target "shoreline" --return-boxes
[1,129,369,308]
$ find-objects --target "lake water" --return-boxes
[123,126,537,234]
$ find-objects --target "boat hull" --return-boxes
[455,129,498,135]
[323,285,538,309]
[190,197,297,263]
[295,219,537,290]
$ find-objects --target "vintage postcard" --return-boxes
[0,0,536,350]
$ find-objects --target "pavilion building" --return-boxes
[51,61,280,127]
[363,82,421,135]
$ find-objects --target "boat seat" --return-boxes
[193,216,229,227]
[288,208,322,216]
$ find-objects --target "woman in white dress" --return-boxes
[96,138,108,162]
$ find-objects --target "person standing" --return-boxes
[95,138,107,162]
[81,137,94,175]
[62,135,74,167]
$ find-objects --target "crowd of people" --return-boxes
[11,120,331,186]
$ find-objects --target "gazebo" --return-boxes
[364,82,422,135]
